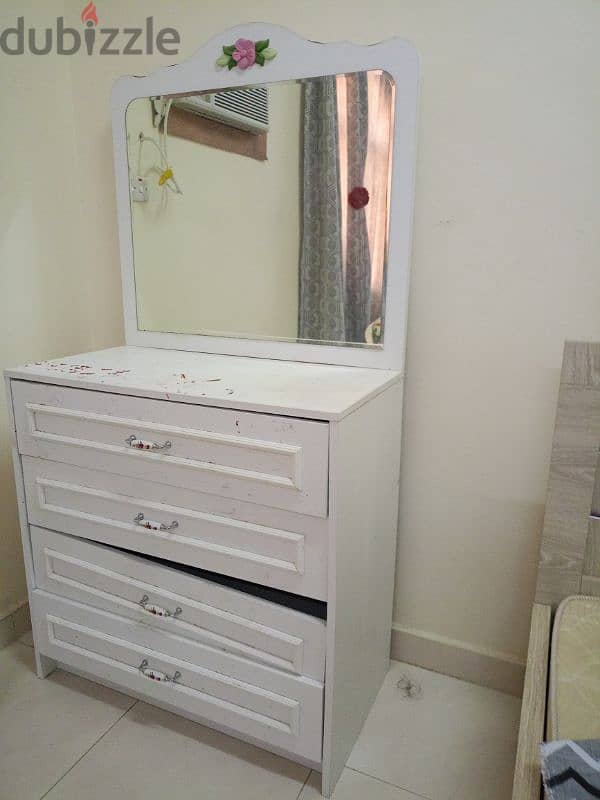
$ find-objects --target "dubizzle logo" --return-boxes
[81,1,99,55]
[0,3,180,56]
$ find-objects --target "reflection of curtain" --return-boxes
[299,72,394,344]
[362,72,395,330]
[298,77,345,342]
[342,73,370,343]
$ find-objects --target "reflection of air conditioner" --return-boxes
[173,88,269,134]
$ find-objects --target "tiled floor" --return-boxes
[1,634,521,800]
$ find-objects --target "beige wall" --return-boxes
[0,0,92,620]
[2,0,600,666]
[127,85,301,339]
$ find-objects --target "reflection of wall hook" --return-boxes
[159,168,174,186]
[136,131,182,195]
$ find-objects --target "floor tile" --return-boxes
[0,614,14,649]
[0,642,135,800]
[18,629,34,648]
[44,701,311,800]
[12,604,31,639]
[347,661,520,800]
[300,769,429,799]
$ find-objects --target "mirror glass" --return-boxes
[126,70,395,348]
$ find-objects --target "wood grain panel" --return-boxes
[512,603,551,800]
[560,341,600,387]
[583,516,600,579]
[535,342,600,606]
[536,463,595,605]
[581,574,600,597]
[591,452,600,516]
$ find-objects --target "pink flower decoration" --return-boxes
[232,38,256,70]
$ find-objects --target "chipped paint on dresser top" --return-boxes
[5,346,401,421]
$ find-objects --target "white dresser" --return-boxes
[5,347,403,793]
[6,24,418,797]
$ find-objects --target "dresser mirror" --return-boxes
[126,71,394,349]
[113,25,419,369]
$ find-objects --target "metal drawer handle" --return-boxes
[126,434,172,451]
[138,659,181,684]
[134,513,179,532]
[138,594,182,619]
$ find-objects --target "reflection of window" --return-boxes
[176,89,269,132]
[337,71,394,323]
[155,92,268,162]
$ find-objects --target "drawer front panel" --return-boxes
[24,458,328,600]
[32,527,326,681]
[13,382,329,517]
[32,592,323,763]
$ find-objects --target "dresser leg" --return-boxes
[36,652,56,678]
[319,772,331,799]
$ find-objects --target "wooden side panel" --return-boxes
[321,381,403,797]
[560,341,600,387]
[583,471,600,596]
[584,517,600,579]
[536,342,600,607]
[583,457,600,595]
[512,603,551,800]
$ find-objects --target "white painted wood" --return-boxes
[321,381,403,797]
[5,29,415,784]
[23,458,328,600]
[31,526,326,681]
[12,381,329,517]
[5,347,401,421]
[53,660,321,772]
[390,622,525,697]
[512,603,551,800]
[31,590,324,763]
[4,376,56,678]
[111,24,419,370]
[6,347,405,796]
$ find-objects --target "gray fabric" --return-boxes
[298,77,345,343]
[299,74,373,344]
[541,739,600,799]
[343,72,371,344]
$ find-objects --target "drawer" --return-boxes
[32,526,326,681]
[31,591,324,763]
[23,458,328,600]
[12,382,329,517]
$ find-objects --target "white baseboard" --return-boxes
[0,601,31,650]
[391,623,525,697]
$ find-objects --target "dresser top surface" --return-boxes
[6,346,401,420]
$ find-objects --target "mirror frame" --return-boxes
[112,23,419,371]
